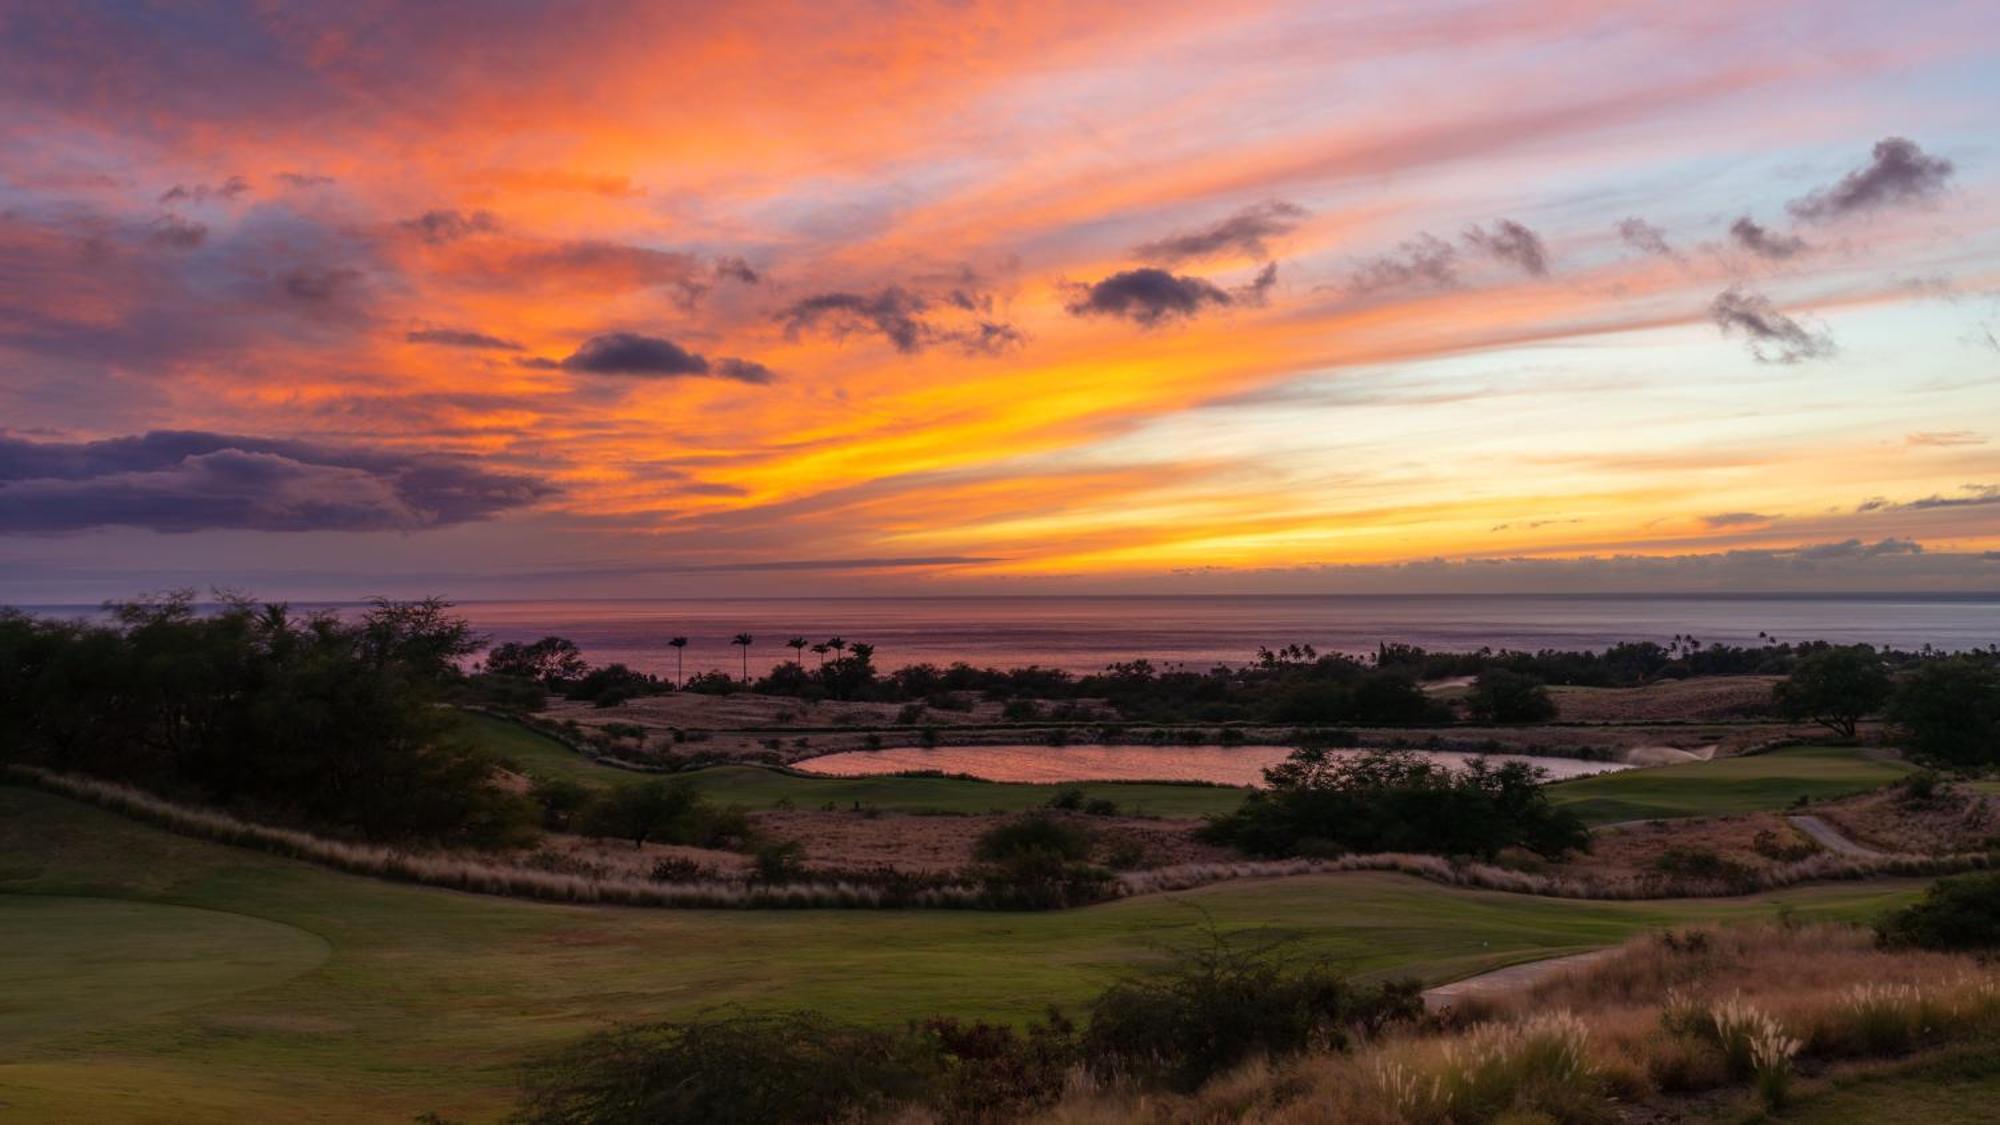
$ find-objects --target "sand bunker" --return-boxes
[1622,743,1719,767]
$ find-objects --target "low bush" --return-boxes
[1202,747,1590,861]
[1084,927,1422,1090]
[1876,871,2000,951]
[514,1011,936,1125]
[973,813,1093,864]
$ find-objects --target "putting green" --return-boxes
[1547,745,1913,825]
[0,896,328,1050]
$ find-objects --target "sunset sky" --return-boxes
[2,1,1998,601]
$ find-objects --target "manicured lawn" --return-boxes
[463,711,1249,817]
[0,784,1923,1123]
[1547,746,1913,825]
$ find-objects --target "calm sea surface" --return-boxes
[23,594,1997,678]
[440,594,1997,678]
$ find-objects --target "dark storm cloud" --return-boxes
[779,287,1022,354]
[780,287,929,351]
[1709,288,1834,364]
[1462,219,1549,276]
[1064,268,1232,326]
[714,357,776,384]
[147,214,208,248]
[1788,137,1955,223]
[400,208,500,244]
[1728,216,1808,260]
[282,266,364,302]
[1237,262,1278,306]
[556,332,772,383]
[159,175,249,204]
[406,327,523,350]
[1797,537,1923,560]
[0,431,552,533]
[1133,200,1308,262]
[1615,217,1678,260]
[1348,234,1460,293]
[714,256,760,284]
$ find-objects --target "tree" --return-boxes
[731,634,754,684]
[3,594,535,846]
[787,636,809,667]
[1772,644,1891,738]
[485,636,589,687]
[811,642,830,668]
[1465,668,1557,724]
[1887,656,2000,771]
[1200,747,1588,861]
[667,636,688,689]
[582,778,702,848]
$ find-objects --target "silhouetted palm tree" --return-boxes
[786,636,809,666]
[731,633,754,683]
[827,636,847,660]
[811,642,830,668]
[667,636,688,688]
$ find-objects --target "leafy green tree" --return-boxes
[1772,644,1891,738]
[1465,667,1558,723]
[1887,656,2000,770]
[583,779,703,848]
[483,636,588,687]
[1202,747,1588,860]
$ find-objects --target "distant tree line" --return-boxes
[0,593,536,845]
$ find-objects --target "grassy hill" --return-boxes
[0,783,1923,1122]
[1546,745,1915,825]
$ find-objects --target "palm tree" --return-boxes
[731,633,754,683]
[667,636,688,688]
[827,636,847,659]
[811,642,830,668]
[786,636,809,667]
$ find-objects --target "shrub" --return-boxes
[1888,656,2000,770]
[917,1010,1079,1118]
[1466,668,1559,724]
[1650,846,1756,886]
[752,838,807,883]
[974,814,1093,864]
[1085,926,1421,1090]
[1202,747,1589,861]
[514,1011,936,1125]
[581,780,750,850]
[528,777,593,832]
[1876,871,2000,951]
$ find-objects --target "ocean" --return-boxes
[440,594,2000,679]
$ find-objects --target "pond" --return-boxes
[795,744,1628,787]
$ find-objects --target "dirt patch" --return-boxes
[1546,812,1819,883]
[1816,785,2000,855]
[1550,676,1783,722]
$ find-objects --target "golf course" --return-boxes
[0,765,1927,1122]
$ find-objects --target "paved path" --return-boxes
[1787,814,1883,858]
[1421,948,1620,1011]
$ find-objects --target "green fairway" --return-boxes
[0,784,1924,1122]
[463,711,1249,817]
[1547,746,1913,825]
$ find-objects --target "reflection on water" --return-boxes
[796,744,1627,787]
